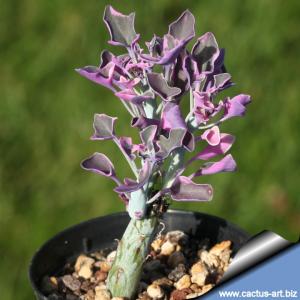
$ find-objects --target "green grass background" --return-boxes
[1,0,300,298]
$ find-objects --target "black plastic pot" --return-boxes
[29,209,250,300]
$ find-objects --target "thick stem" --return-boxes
[107,216,158,298]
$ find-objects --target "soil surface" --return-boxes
[41,230,232,299]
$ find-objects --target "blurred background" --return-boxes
[1,0,300,298]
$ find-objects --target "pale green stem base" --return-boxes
[107,216,158,299]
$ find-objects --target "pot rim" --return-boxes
[28,209,250,299]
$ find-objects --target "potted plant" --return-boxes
[29,6,251,300]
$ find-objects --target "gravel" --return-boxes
[42,230,232,299]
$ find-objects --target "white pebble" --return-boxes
[147,284,164,299]
[186,292,203,299]
[200,250,220,268]
[160,240,175,256]
[190,262,208,287]
[74,255,95,279]
[165,231,186,244]
[209,240,231,256]
[151,238,163,252]
[174,274,191,290]
[95,286,111,300]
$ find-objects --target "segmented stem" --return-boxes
[107,216,158,298]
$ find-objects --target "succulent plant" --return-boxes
[77,6,251,298]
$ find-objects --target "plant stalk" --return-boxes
[107,216,159,298]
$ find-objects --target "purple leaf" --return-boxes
[183,131,195,152]
[201,126,221,146]
[214,48,226,72]
[140,125,158,145]
[156,128,186,159]
[170,176,213,201]
[159,102,195,152]
[169,10,195,41]
[171,51,190,98]
[214,73,231,89]
[125,61,151,79]
[236,94,251,106]
[119,136,135,159]
[76,50,116,90]
[99,50,115,68]
[115,89,154,105]
[91,114,117,140]
[189,134,235,162]
[114,179,144,193]
[160,34,189,65]
[203,72,233,95]
[75,63,116,91]
[221,94,251,121]
[193,154,237,177]
[161,102,186,130]
[124,177,137,185]
[131,116,160,130]
[183,54,198,86]
[132,143,146,154]
[143,10,195,66]
[103,5,139,47]
[114,160,152,193]
[115,76,140,90]
[142,34,189,65]
[139,161,152,182]
[194,92,214,110]
[192,32,220,74]
[146,35,163,57]
[76,51,137,92]
[147,72,181,101]
[193,91,215,124]
[81,152,117,180]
